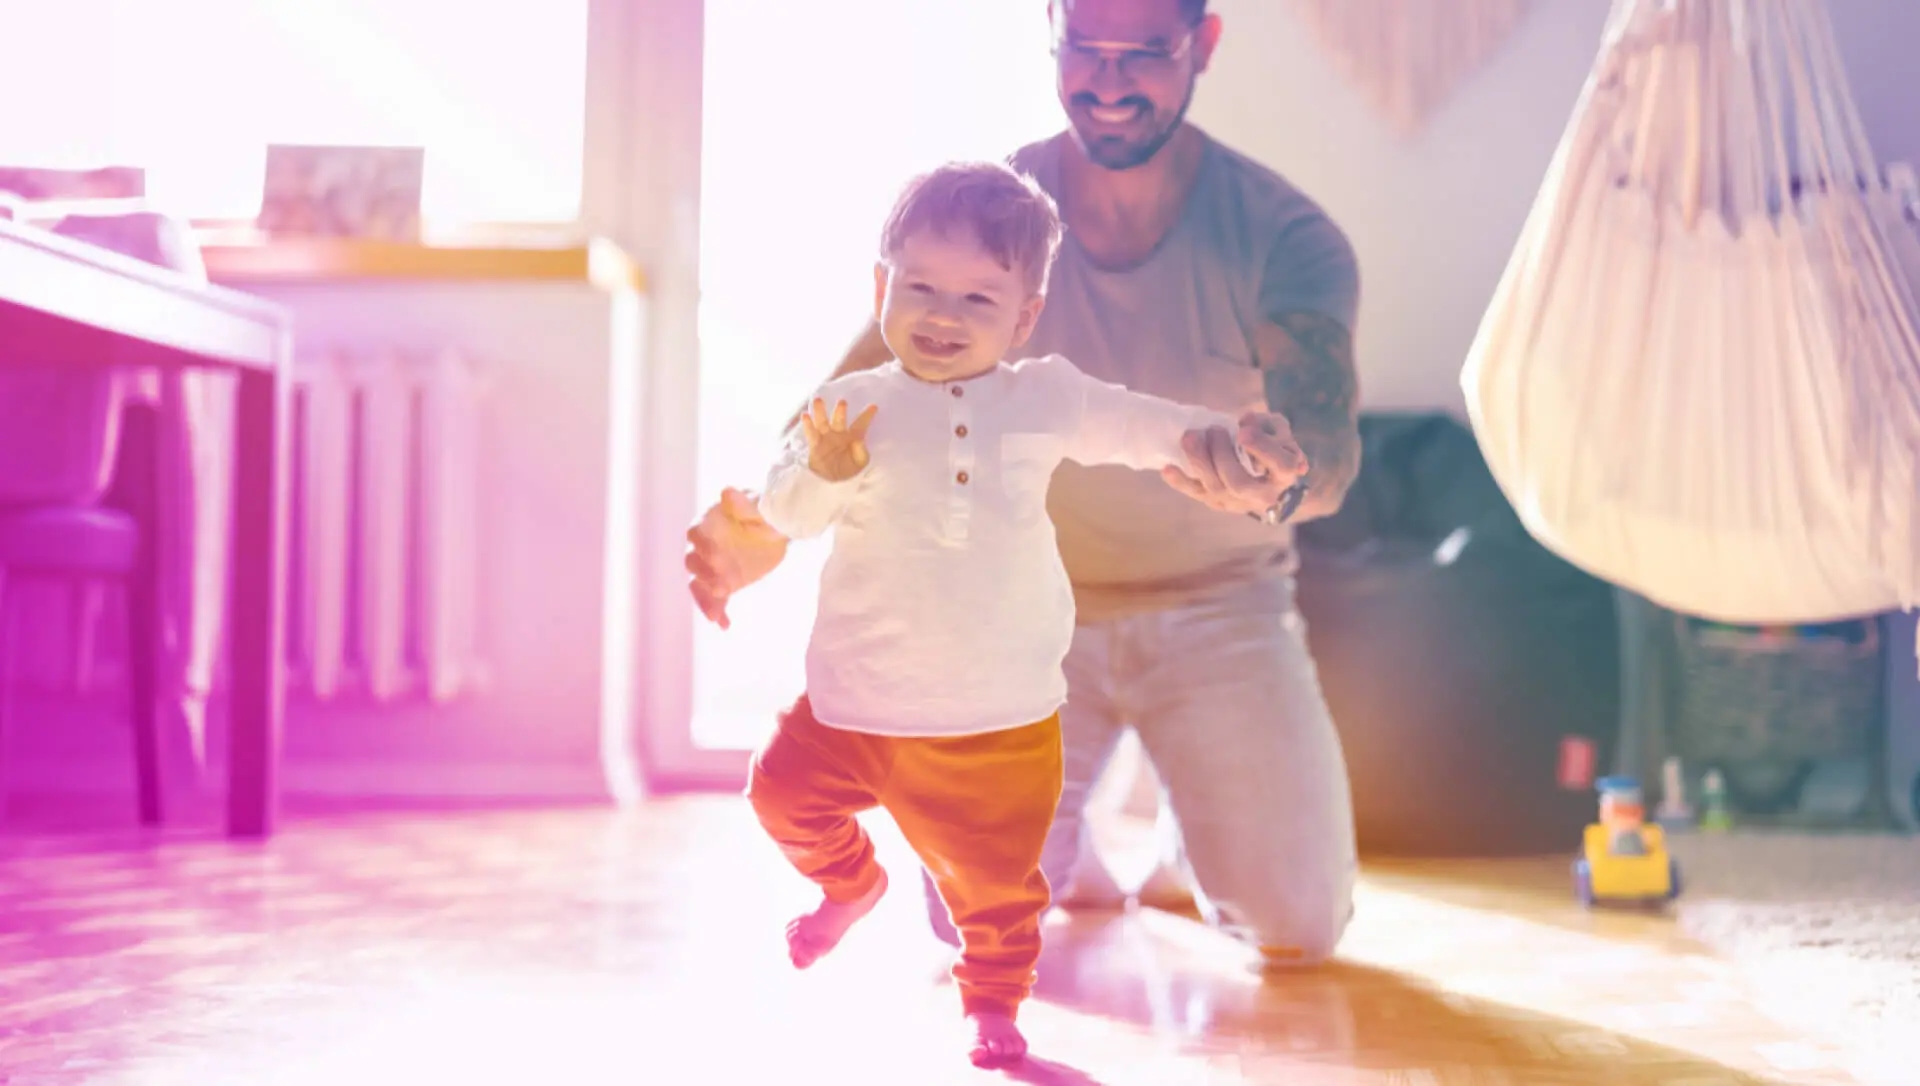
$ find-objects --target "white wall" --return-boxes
[1192,0,1920,413]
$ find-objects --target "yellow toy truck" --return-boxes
[1572,776,1681,908]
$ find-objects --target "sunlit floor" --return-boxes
[0,796,1874,1085]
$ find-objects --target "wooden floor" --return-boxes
[0,796,1875,1085]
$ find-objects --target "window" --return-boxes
[691,0,1063,750]
[0,0,589,226]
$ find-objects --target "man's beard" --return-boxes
[1067,79,1196,171]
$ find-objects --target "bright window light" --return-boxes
[691,0,1063,750]
[0,0,589,226]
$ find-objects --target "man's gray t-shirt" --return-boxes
[1008,132,1361,623]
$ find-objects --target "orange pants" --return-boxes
[746,694,1063,1020]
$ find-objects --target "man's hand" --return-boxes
[1160,413,1309,516]
[803,398,878,482]
[685,487,790,629]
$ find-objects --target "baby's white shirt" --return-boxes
[760,354,1244,737]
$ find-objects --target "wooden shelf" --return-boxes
[197,233,647,294]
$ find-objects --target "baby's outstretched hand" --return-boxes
[802,398,878,482]
[1162,416,1306,515]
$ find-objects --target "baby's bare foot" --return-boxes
[966,1011,1027,1068]
[786,868,888,969]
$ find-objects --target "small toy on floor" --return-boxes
[1656,756,1695,829]
[1573,776,1682,908]
[1698,768,1734,833]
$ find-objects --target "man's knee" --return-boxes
[1254,919,1349,969]
[1215,880,1354,967]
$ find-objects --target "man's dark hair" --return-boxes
[1061,0,1210,29]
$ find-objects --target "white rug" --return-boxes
[1668,832,1920,1083]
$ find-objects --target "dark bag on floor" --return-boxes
[1295,414,1620,856]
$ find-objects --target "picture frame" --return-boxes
[257,144,425,241]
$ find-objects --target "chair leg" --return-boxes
[71,579,108,695]
[0,568,13,824]
[119,399,165,829]
[128,566,163,827]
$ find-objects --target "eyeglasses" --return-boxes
[1052,30,1194,80]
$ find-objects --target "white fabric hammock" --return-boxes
[1289,0,1536,137]
[1461,0,1920,625]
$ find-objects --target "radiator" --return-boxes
[2,349,486,707]
[289,348,486,704]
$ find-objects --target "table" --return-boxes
[0,217,291,838]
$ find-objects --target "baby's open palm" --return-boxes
[803,398,879,482]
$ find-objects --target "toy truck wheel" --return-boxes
[1667,859,1682,901]
[1572,858,1594,908]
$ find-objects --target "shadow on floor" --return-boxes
[1025,908,1787,1085]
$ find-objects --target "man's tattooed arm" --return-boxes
[1255,310,1362,522]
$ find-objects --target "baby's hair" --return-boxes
[879,161,1065,295]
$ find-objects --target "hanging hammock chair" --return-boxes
[1289,0,1537,137]
[1461,0,1920,626]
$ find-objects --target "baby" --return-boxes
[743,160,1295,1067]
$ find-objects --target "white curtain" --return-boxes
[1461,0,1920,625]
